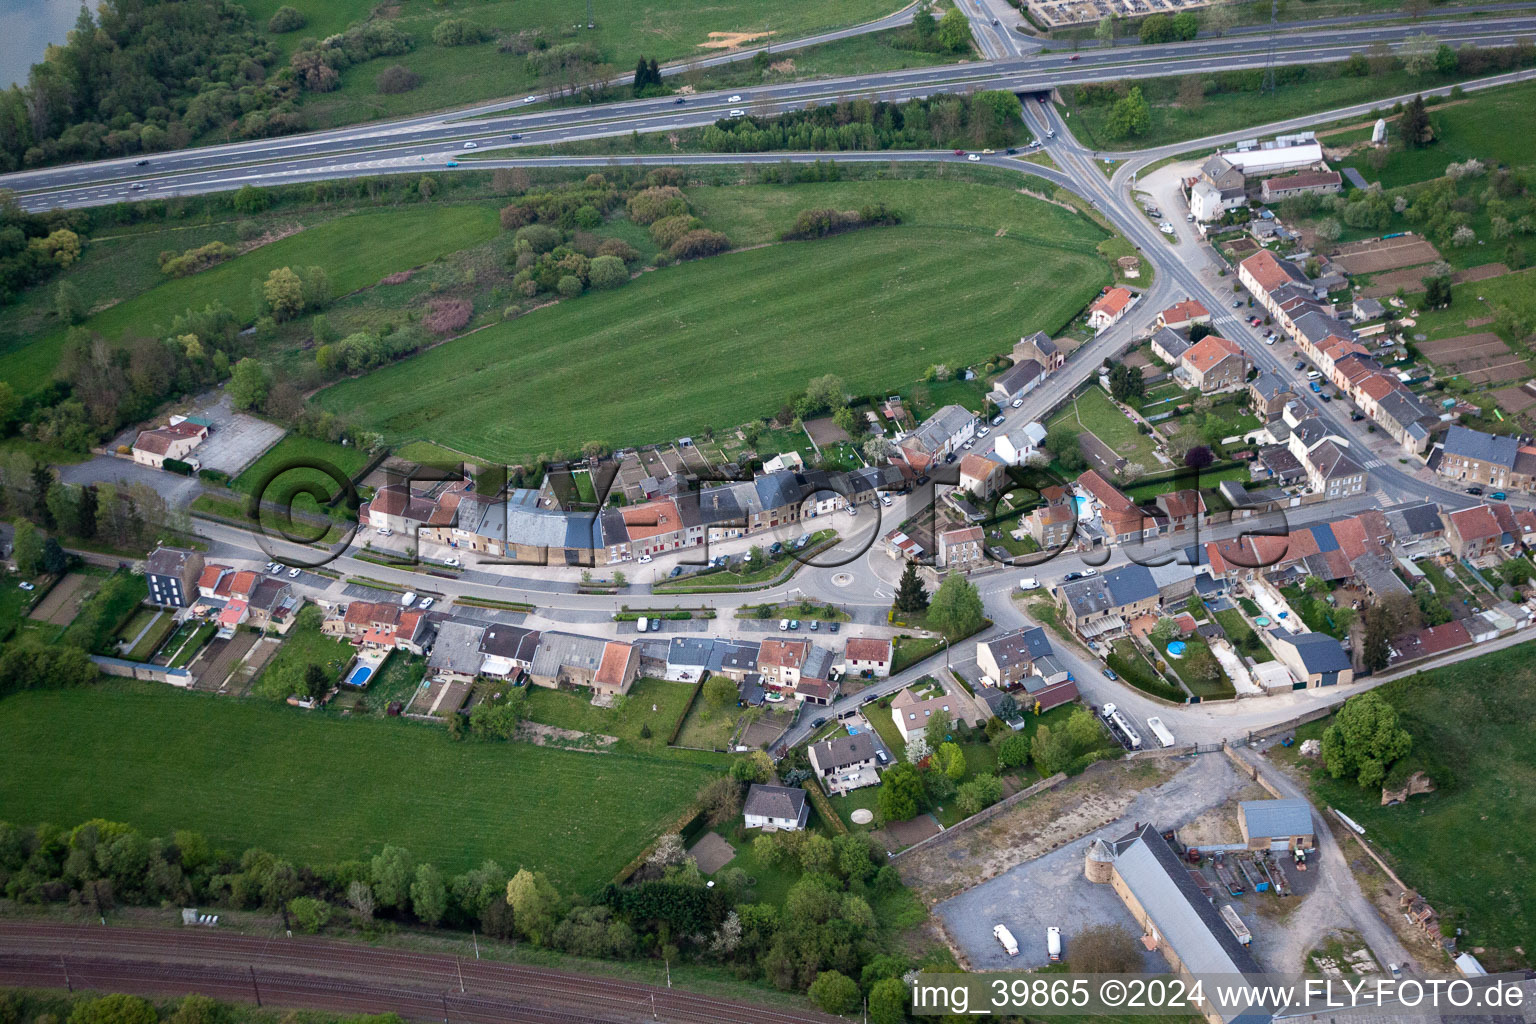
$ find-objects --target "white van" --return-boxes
[1306,370,1322,381]
[636,617,649,633]
[1047,926,1062,962]
[994,924,1019,957]
[1019,577,1041,591]
[779,619,790,632]
[401,591,418,608]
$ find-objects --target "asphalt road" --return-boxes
[5,15,1536,210]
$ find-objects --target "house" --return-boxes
[1027,502,1077,550]
[937,525,985,571]
[957,454,1005,501]
[990,358,1046,406]
[707,639,762,681]
[1259,168,1342,203]
[1444,504,1504,560]
[758,638,809,688]
[889,686,955,743]
[1302,439,1368,498]
[1150,326,1193,366]
[842,636,892,678]
[322,599,425,652]
[1436,426,1522,489]
[1385,499,1448,558]
[363,481,462,535]
[1247,372,1295,420]
[1267,628,1353,687]
[1157,299,1211,332]
[896,404,976,470]
[1238,799,1315,851]
[1188,180,1226,223]
[1178,335,1249,393]
[1373,389,1439,455]
[977,626,1078,710]
[1087,287,1135,331]
[478,625,541,679]
[144,545,204,609]
[428,620,487,683]
[1351,296,1386,322]
[1221,133,1323,175]
[1055,564,1161,638]
[592,640,641,697]
[743,784,808,831]
[808,733,880,794]
[1087,825,1265,1024]
[621,499,687,557]
[1154,490,1205,535]
[131,420,207,470]
[792,645,838,706]
[1077,471,1147,546]
[1199,153,1246,192]
[1238,250,1309,319]
[529,632,631,690]
[1014,331,1064,372]
[995,421,1048,465]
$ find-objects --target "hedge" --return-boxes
[666,679,705,746]
[611,802,706,886]
[801,780,848,836]
[1106,650,1185,703]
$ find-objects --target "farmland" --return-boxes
[0,205,499,394]
[236,0,905,130]
[1292,644,1536,963]
[0,682,719,890]
[317,180,1112,461]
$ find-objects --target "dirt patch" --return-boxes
[380,269,416,286]
[1331,236,1441,275]
[1452,263,1509,285]
[803,416,851,448]
[768,59,796,74]
[1418,333,1531,385]
[876,813,942,851]
[514,719,617,751]
[1176,781,1271,848]
[1465,316,1496,328]
[697,30,775,50]
[1493,387,1536,416]
[238,221,303,256]
[897,759,1176,903]
[688,831,737,874]
[1360,265,1444,298]
[28,573,99,627]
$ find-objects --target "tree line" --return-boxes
[699,92,1026,153]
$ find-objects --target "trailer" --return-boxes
[1220,904,1253,946]
[1236,856,1267,893]
[1213,854,1244,896]
[1108,708,1142,750]
[1188,869,1217,904]
[1268,857,1291,896]
[1146,716,1176,748]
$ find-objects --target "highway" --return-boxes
[5,14,1536,210]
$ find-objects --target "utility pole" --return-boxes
[60,957,70,992]
[250,966,262,1007]
[441,992,449,1024]
[586,0,593,29]
[1262,0,1279,96]
[456,957,465,993]
[472,931,479,960]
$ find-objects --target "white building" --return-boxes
[995,421,1048,465]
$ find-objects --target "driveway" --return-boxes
[58,455,204,509]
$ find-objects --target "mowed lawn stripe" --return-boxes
[0,205,499,394]
[0,685,717,891]
[317,225,1109,460]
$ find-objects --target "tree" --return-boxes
[588,254,628,290]
[928,574,984,638]
[1109,363,1145,402]
[55,280,85,324]
[11,520,42,577]
[505,868,560,945]
[894,560,929,614]
[346,879,375,923]
[924,709,953,750]
[1321,692,1412,788]
[1172,10,1199,39]
[1183,444,1214,470]
[1095,16,1116,47]
[417,175,437,200]
[42,538,67,575]
[1401,33,1438,76]
[996,731,1030,768]
[411,863,448,925]
[1069,924,1144,972]
[263,267,306,319]
[1422,274,1453,309]
[956,773,1004,815]
[704,675,738,708]
[912,2,937,42]
[809,970,860,1014]
[228,357,270,411]
[937,741,967,781]
[804,373,847,415]
[870,978,908,1024]
[876,762,923,821]
[1045,424,1086,471]
[937,7,973,52]
[1139,14,1174,43]
[1205,1,1238,36]
[288,895,331,933]
[1314,217,1344,244]
[1434,43,1460,75]
[1400,94,1433,148]
[863,436,892,465]
[370,845,414,909]
[67,995,158,1024]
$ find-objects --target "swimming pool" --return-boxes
[1073,495,1089,517]
[346,665,374,687]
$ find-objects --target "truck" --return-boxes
[1220,904,1253,946]
[1108,708,1142,750]
[1047,926,1062,962]
[1146,716,1176,748]
[994,924,1019,957]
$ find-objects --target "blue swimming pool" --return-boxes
[1073,495,1089,516]
[347,665,374,687]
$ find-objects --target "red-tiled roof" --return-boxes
[1090,286,1134,317]
[197,564,231,590]
[844,637,892,663]
[621,499,682,541]
[1357,374,1400,401]
[758,639,807,670]
[594,642,636,687]
[959,453,999,482]
[1448,504,1501,542]
[1241,250,1305,296]
[1182,335,1245,375]
[1160,299,1209,324]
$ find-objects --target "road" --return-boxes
[0,922,840,1024]
[5,15,1536,210]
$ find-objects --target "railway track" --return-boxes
[0,923,840,1024]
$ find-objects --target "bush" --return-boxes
[267,5,306,33]
[424,298,473,336]
[376,65,421,94]
[668,229,730,261]
[162,458,194,476]
[627,185,688,225]
[649,214,701,248]
[432,18,487,46]
[595,237,638,262]
[588,254,628,290]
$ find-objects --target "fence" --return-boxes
[890,772,1068,861]
[91,655,193,687]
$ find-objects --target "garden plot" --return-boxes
[1330,236,1441,275]
[1418,333,1532,385]
[28,573,100,627]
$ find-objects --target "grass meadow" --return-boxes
[0,205,498,395]
[317,180,1111,460]
[0,682,720,891]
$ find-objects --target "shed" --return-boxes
[1238,798,1315,851]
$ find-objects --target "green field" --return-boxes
[1049,386,1161,467]
[238,0,904,130]
[521,677,697,753]
[1352,79,1536,190]
[0,205,499,395]
[1288,645,1536,962]
[317,180,1111,460]
[0,682,720,890]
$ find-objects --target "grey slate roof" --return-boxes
[1239,798,1314,839]
[1442,425,1519,470]
[981,625,1055,673]
[904,404,973,454]
[754,470,803,514]
[994,358,1045,395]
[708,639,760,674]
[743,783,806,823]
[1385,500,1443,539]
[429,620,486,676]
[667,636,715,668]
[1248,370,1293,402]
[1152,326,1192,362]
[1059,564,1159,619]
[478,624,540,661]
[145,546,196,577]
[530,631,609,678]
[811,732,877,770]
[1308,440,1364,481]
[1290,310,1352,346]
[1271,628,1351,673]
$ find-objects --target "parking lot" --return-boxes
[934,755,1253,969]
[186,392,287,477]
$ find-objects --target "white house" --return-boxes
[842,636,892,678]
[743,784,809,831]
[889,686,954,743]
[995,421,1048,465]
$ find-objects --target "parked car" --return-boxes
[18,581,34,591]
[967,153,980,162]
[991,414,1005,426]
[1011,398,1024,408]
[1294,360,1306,370]
[829,622,840,633]
[1103,667,1118,681]
[880,495,892,507]
[789,620,800,630]
[1019,577,1041,591]
[264,562,278,573]
[1492,491,1508,500]
[812,717,827,728]
[419,597,435,610]
[287,567,301,578]
[378,528,393,537]
[1063,571,1084,582]
[401,591,418,607]
[272,564,287,574]
[779,619,790,631]
[1467,486,1485,496]
[445,556,460,567]
[809,620,819,631]
[1233,300,1244,308]
[944,452,956,464]
[1081,567,1097,577]
[963,440,975,450]
[638,553,652,563]
[669,565,683,577]
[978,426,991,437]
